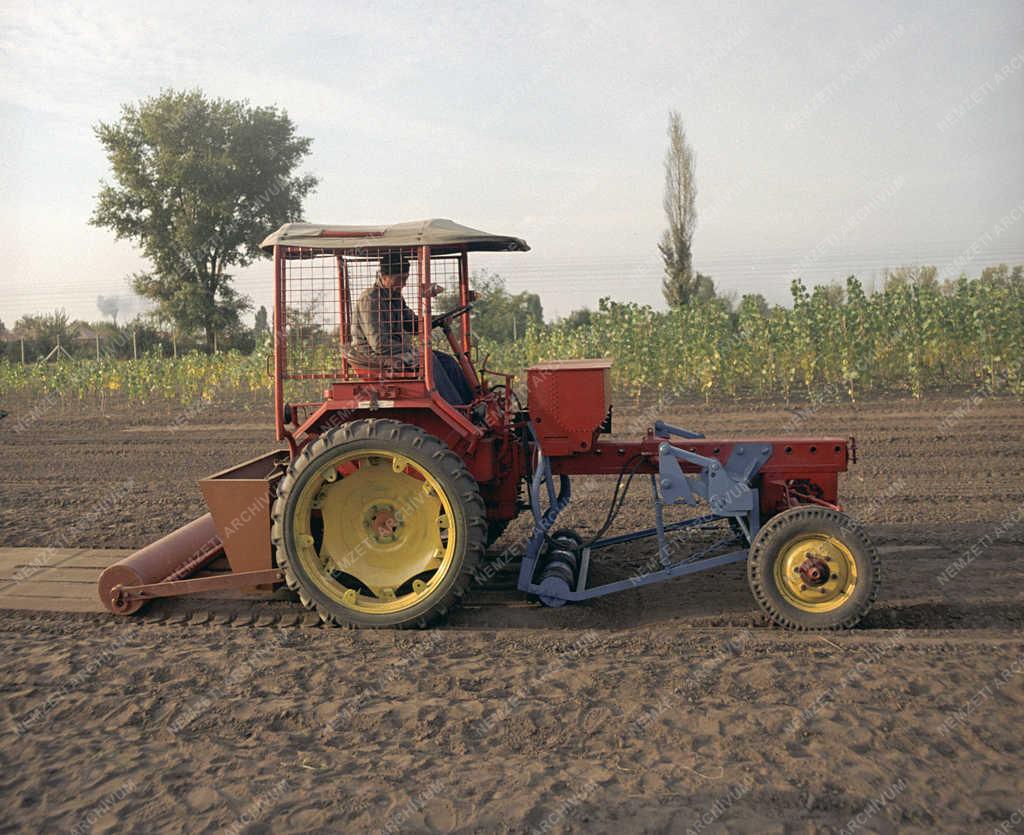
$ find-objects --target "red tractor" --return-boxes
[99,219,879,631]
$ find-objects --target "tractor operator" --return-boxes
[351,251,474,406]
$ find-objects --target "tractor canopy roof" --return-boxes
[260,219,529,255]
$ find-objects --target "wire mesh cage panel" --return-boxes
[425,254,463,351]
[280,247,465,402]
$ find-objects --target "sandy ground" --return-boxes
[1,394,1023,833]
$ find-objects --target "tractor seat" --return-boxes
[341,344,415,381]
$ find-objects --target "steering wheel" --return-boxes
[431,303,472,330]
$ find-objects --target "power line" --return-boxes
[4,251,1022,319]
[8,250,1023,300]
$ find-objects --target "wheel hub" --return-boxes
[796,554,830,586]
[364,504,403,544]
[774,534,857,612]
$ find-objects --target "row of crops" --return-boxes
[486,274,1023,401]
[2,273,1021,408]
[0,350,271,408]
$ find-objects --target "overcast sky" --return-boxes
[1,0,1022,324]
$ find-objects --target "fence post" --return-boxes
[132,330,138,360]
[95,334,100,360]
[20,338,25,364]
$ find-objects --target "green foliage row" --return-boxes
[0,348,271,406]
[2,269,1021,408]
[482,269,1024,401]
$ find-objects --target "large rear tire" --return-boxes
[271,419,486,628]
[747,505,880,630]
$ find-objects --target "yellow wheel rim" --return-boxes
[773,533,857,613]
[290,449,457,615]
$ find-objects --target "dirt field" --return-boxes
[1,395,1023,833]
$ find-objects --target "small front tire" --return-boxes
[747,505,880,630]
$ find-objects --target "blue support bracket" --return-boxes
[657,442,771,516]
[653,419,705,439]
[517,448,572,593]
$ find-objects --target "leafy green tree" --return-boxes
[563,307,593,329]
[738,293,769,318]
[818,280,846,306]
[884,265,938,291]
[286,303,327,341]
[15,310,78,357]
[693,272,717,303]
[91,89,318,351]
[979,263,1023,285]
[461,271,543,343]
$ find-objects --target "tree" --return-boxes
[738,293,770,318]
[451,271,543,343]
[91,89,318,351]
[693,272,717,303]
[979,263,1023,285]
[254,305,270,337]
[660,110,700,308]
[14,310,78,358]
[286,303,326,343]
[564,307,593,329]
[15,310,75,344]
[819,280,846,306]
[884,265,938,291]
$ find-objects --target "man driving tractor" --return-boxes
[350,250,474,405]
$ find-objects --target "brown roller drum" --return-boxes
[97,514,222,614]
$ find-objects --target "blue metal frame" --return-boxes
[515,446,572,595]
[518,421,773,605]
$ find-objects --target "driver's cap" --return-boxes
[379,250,411,276]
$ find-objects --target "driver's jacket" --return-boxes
[351,280,420,365]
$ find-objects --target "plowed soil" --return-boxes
[1,395,1022,834]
